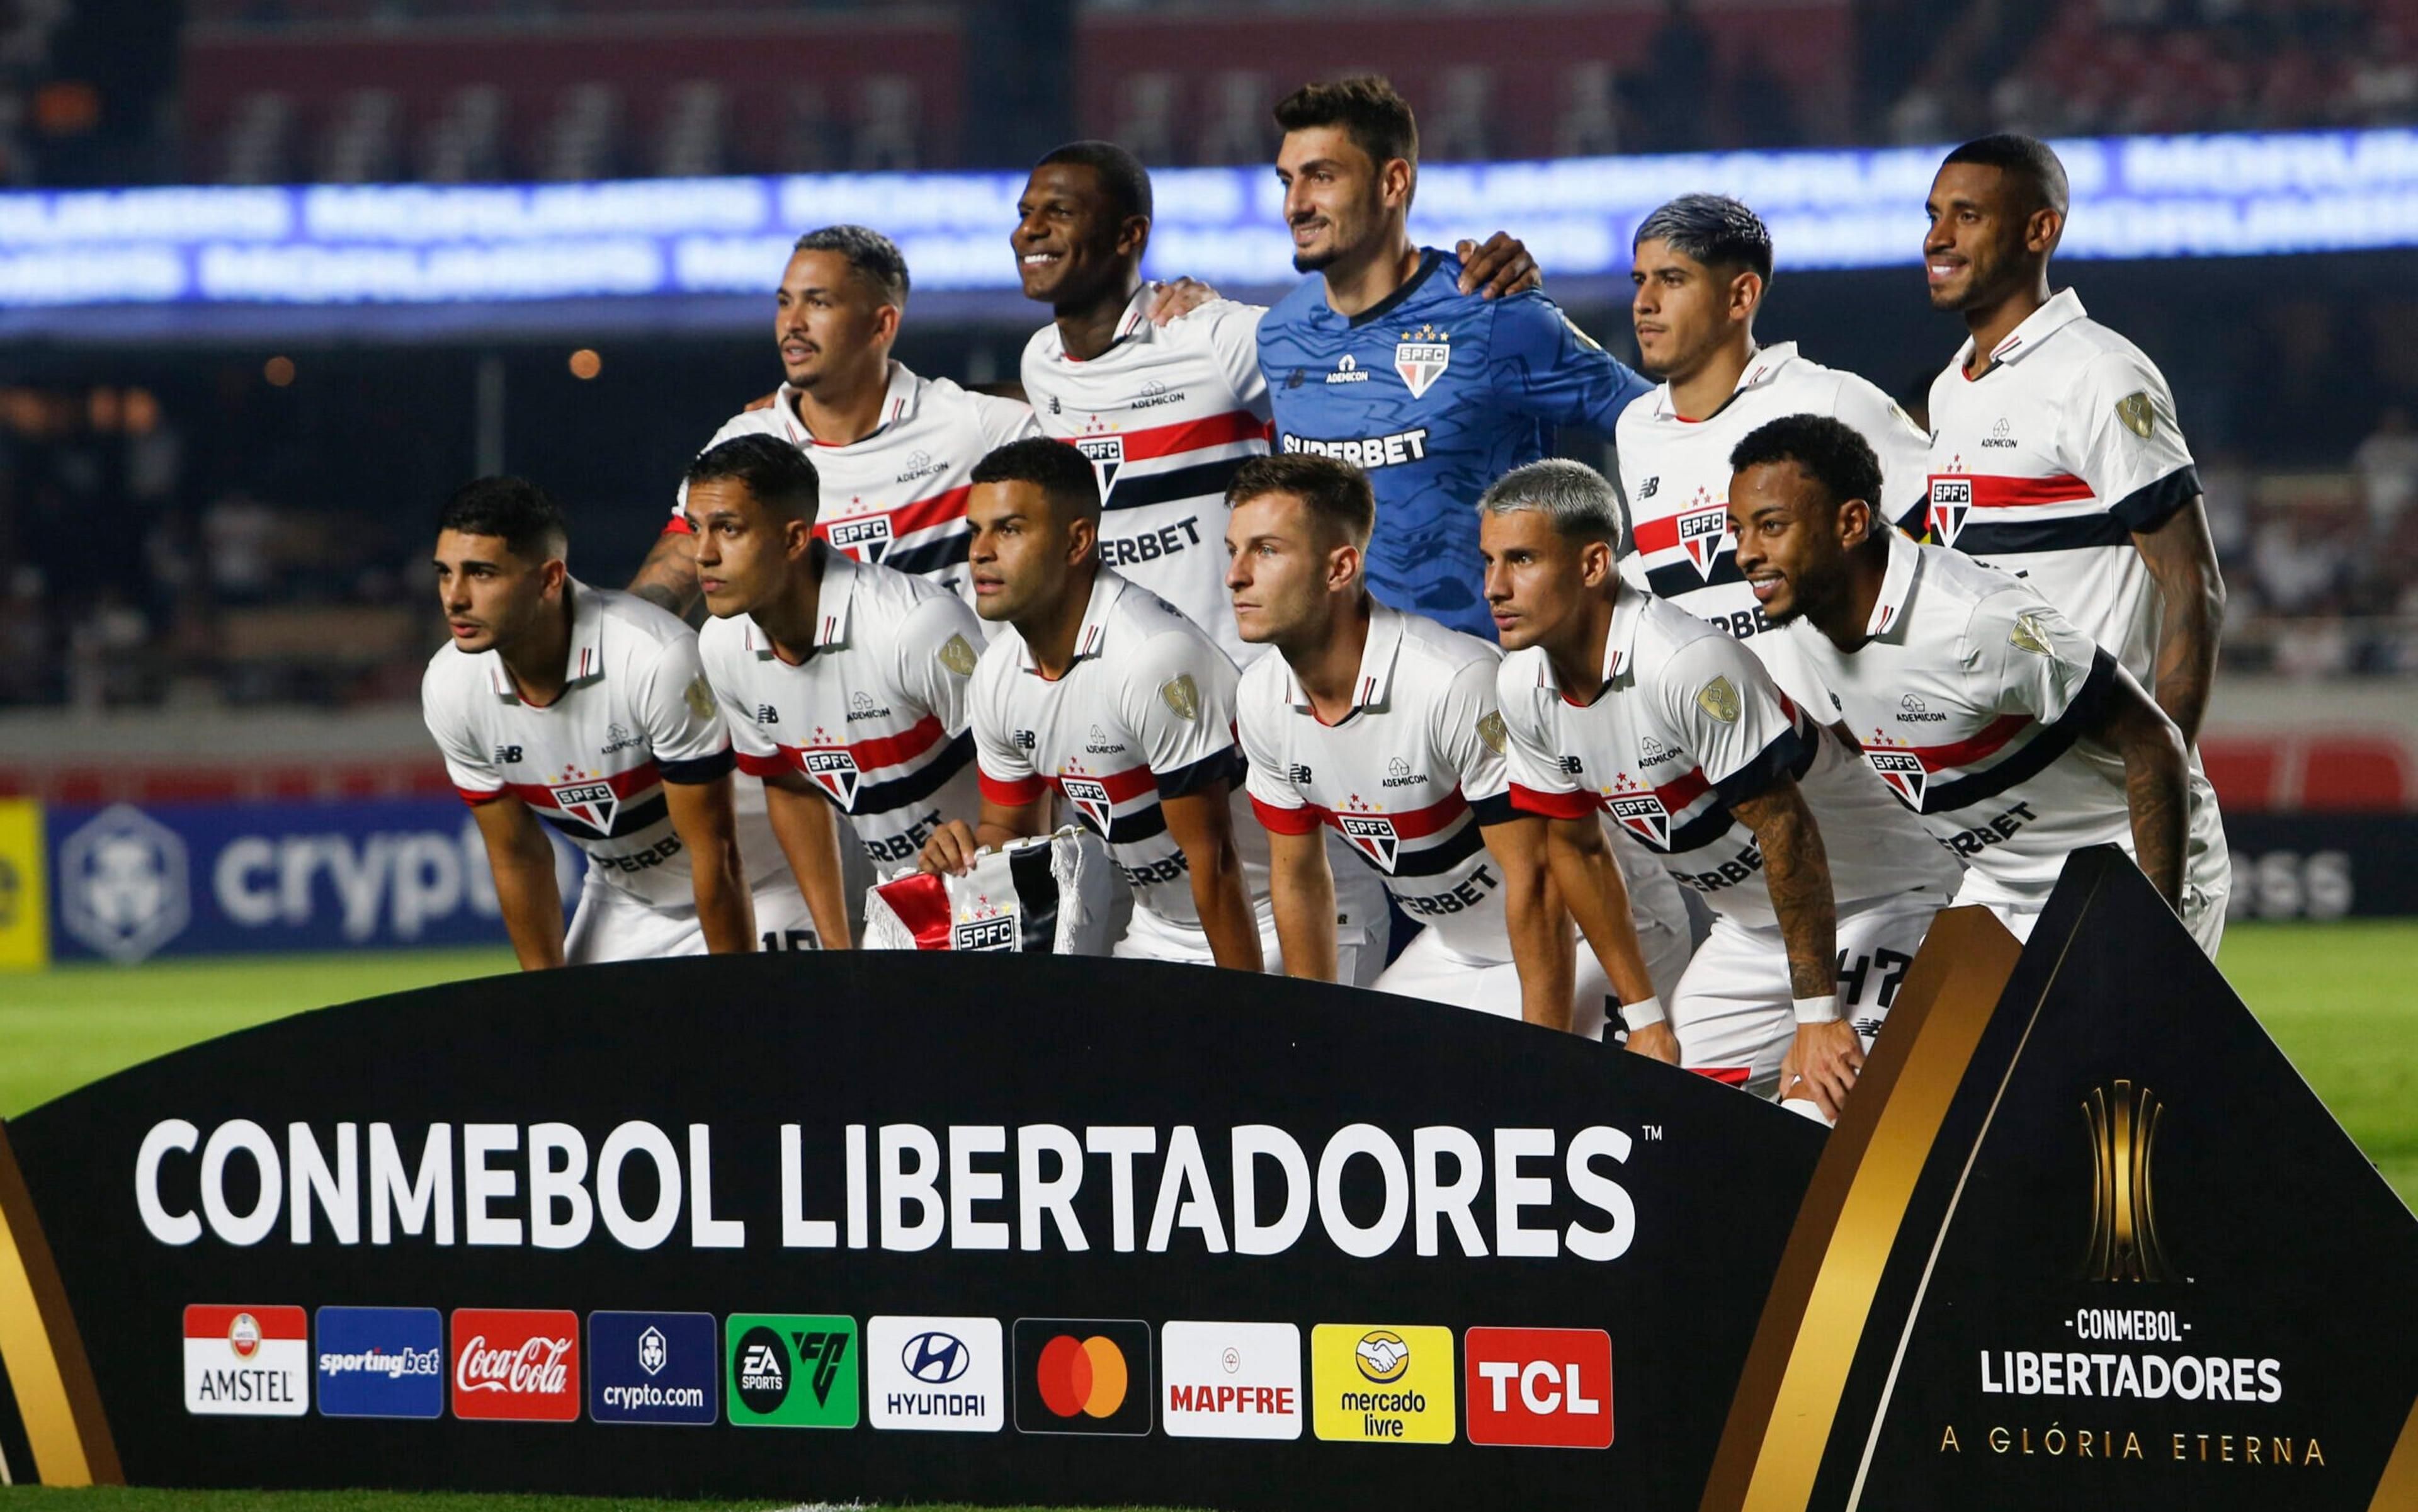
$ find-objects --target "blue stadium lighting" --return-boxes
[0,128,2411,309]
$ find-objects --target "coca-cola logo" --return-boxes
[455,1334,573,1394]
[450,1309,581,1421]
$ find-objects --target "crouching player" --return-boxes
[685,435,989,948]
[1225,454,1689,1032]
[1482,460,1958,1117]
[422,477,761,966]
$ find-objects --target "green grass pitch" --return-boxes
[0,921,2409,1511]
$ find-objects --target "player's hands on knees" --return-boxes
[1456,235,1543,299]
[1622,1021,1681,1064]
[1782,1020,1865,1122]
[918,819,984,877]
[1147,278,1221,324]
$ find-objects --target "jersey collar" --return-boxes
[487,576,606,702]
[773,361,921,446]
[1957,287,2087,375]
[739,550,862,659]
[1865,528,1922,639]
[1535,591,1638,698]
[1283,600,1408,716]
[1046,286,1156,364]
[1649,341,1802,422]
[1019,568,1127,675]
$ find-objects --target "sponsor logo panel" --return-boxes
[451,1308,580,1422]
[1310,1324,1455,1444]
[184,1304,309,1417]
[1012,1318,1152,1436]
[1463,1326,1613,1449]
[726,1313,859,1429]
[1161,1321,1302,1441]
[867,1316,1003,1433]
[589,1310,717,1426]
[314,1305,443,1420]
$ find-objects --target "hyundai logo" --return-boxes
[903,1331,969,1384]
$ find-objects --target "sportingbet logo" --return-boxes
[1161,1321,1301,1440]
[184,1304,308,1416]
[1463,1326,1613,1449]
[727,1313,859,1429]
[450,1308,579,1421]
[314,1305,443,1419]
[827,514,895,564]
[589,1310,716,1426]
[868,1316,1003,1432]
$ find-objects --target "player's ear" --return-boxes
[539,556,569,597]
[786,515,816,560]
[1065,511,1097,566]
[1382,157,1414,211]
[1577,538,1615,587]
[2025,205,2064,256]
[1118,214,1150,263]
[1838,497,1875,550]
[1730,268,1764,322]
[1328,542,1360,593]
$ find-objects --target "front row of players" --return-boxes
[425,419,2216,1120]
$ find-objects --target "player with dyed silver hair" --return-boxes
[1482,458,1956,1119]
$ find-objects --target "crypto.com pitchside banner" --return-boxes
[0,953,1824,1508]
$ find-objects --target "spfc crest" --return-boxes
[826,513,895,564]
[1866,749,1927,808]
[550,780,618,833]
[1676,499,1732,579]
[1062,775,1115,835]
[1076,435,1125,501]
[1338,813,1399,872]
[1927,476,1973,545]
[1394,338,1450,399]
[803,748,861,807]
[950,909,1021,952]
[1608,792,1671,848]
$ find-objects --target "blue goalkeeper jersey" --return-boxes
[1259,248,1650,637]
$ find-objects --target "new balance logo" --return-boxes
[1557,755,1584,775]
[756,705,780,725]
[492,745,523,764]
[1287,763,1314,786]
[1637,476,1659,500]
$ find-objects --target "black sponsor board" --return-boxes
[1710,846,2418,1508]
[0,951,1821,1508]
[2222,812,2418,918]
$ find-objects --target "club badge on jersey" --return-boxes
[861,829,1110,955]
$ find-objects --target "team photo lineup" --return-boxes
[426,76,2226,1125]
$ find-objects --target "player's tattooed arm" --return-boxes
[1727,778,1858,1117]
[1484,816,1576,1031]
[1164,782,1266,973]
[1540,815,1664,1055]
[1455,234,1545,299]
[2130,497,2225,746]
[764,772,854,949]
[628,529,701,620]
[663,774,758,953]
[2084,665,2190,911]
[1265,825,1338,982]
[918,795,1046,877]
[468,797,567,970]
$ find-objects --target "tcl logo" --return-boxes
[1463,1327,1611,1449]
[451,1309,580,1422]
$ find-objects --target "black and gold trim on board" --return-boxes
[0,1120,118,1486]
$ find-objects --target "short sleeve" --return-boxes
[1489,292,1652,433]
[1433,652,1515,824]
[2073,349,2199,533]
[892,590,987,736]
[633,632,735,784]
[1496,657,1594,820]
[969,390,1042,450]
[697,627,784,777]
[1182,299,1274,423]
[421,661,504,804]
[1235,666,1319,835]
[1834,372,1936,537]
[1965,587,2116,727]
[968,652,1045,808]
[1118,629,1242,802]
[1657,634,1808,810]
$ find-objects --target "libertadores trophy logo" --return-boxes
[2080,1078,2184,1283]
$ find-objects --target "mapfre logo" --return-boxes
[1463,1326,1613,1449]
[451,1309,580,1421]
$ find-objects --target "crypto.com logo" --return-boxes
[59,804,189,962]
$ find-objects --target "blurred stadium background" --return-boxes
[0,1,2414,1182]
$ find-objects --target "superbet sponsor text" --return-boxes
[135,1117,1642,1261]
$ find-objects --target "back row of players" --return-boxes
[423,77,2230,1122]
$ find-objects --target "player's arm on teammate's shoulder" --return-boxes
[468,797,567,970]
[1455,234,1543,299]
[2081,661,2191,912]
[761,773,852,948]
[629,523,701,620]
[661,773,756,953]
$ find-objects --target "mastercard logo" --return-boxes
[1034,1334,1130,1419]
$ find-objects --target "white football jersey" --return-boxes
[698,550,985,873]
[1786,531,2222,911]
[1615,342,1931,710]
[1023,289,1271,665]
[970,569,1269,931]
[423,581,738,910]
[1498,590,1960,928]
[669,360,1038,614]
[1921,288,2199,681]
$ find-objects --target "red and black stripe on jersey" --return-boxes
[983,746,1240,846]
[1858,649,2117,815]
[1922,472,2194,554]
[1251,785,1504,878]
[1630,510,1745,598]
[735,715,974,818]
[487,748,733,843]
[1511,709,1816,854]
[1089,410,1269,515]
